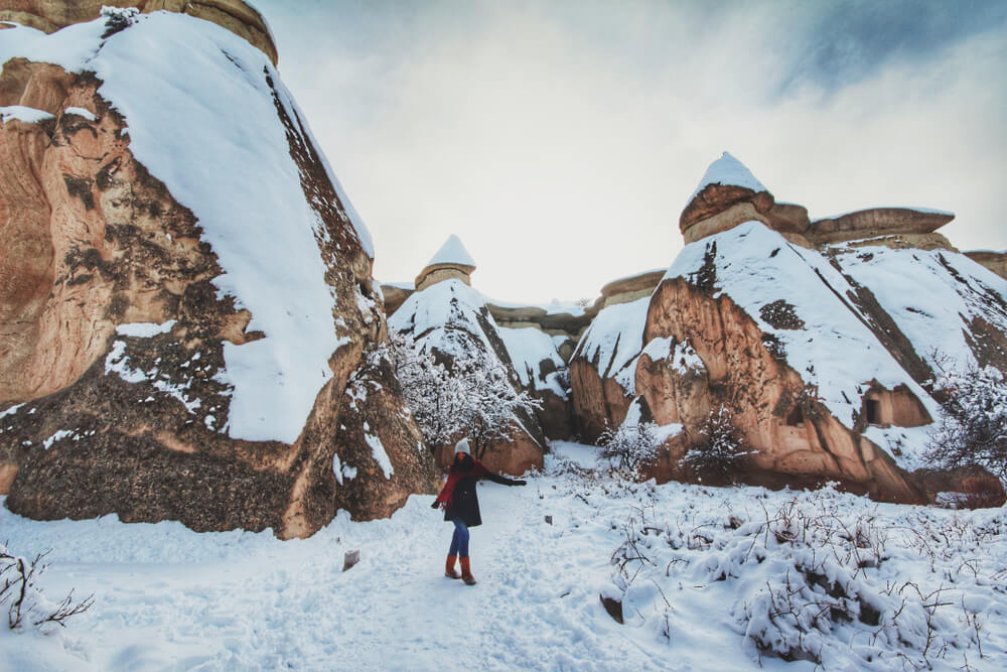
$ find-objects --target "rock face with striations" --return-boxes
[580,152,1007,504]
[0,6,439,537]
[567,270,663,442]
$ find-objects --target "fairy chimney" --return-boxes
[414,234,477,291]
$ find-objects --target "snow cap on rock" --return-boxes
[679,151,776,237]
[415,235,477,291]
[455,438,471,455]
[689,151,767,201]
[427,234,476,269]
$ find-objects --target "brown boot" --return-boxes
[445,554,460,579]
[460,557,477,585]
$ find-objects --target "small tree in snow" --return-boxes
[680,404,752,485]
[599,421,661,479]
[453,356,542,458]
[1,545,93,631]
[387,334,465,447]
[388,334,541,459]
[925,361,1007,484]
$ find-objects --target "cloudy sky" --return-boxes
[253,0,1007,305]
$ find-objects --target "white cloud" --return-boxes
[258,0,1007,303]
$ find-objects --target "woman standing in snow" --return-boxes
[432,439,526,585]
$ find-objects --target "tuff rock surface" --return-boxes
[567,152,1006,504]
[0,0,277,64]
[0,9,438,537]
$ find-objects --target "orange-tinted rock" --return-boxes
[808,208,954,244]
[964,250,1007,280]
[568,358,634,443]
[0,58,435,537]
[567,295,649,443]
[914,466,1006,508]
[680,183,775,235]
[0,61,204,403]
[0,0,278,65]
[765,202,810,235]
[639,276,926,502]
[380,284,413,317]
[599,270,665,307]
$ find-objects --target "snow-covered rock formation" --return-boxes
[566,270,665,442]
[414,233,476,291]
[0,5,438,536]
[0,0,278,64]
[388,237,556,474]
[580,152,1007,502]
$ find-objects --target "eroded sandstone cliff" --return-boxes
[567,152,1006,505]
[0,9,438,537]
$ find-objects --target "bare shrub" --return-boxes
[680,404,753,485]
[925,359,1007,485]
[1,544,93,632]
[607,490,1002,669]
[599,421,661,480]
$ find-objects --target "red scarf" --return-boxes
[434,458,489,509]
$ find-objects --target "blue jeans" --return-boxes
[448,519,470,558]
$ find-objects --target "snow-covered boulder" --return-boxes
[0,7,438,537]
[640,217,1007,501]
[0,0,278,64]
[388,278,547,474]
[498,324,572,440]
[599,152,1007,501]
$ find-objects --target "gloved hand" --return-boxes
[430,500,440,509]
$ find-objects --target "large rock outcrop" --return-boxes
[0,0,277,64]
[640,270,925,502]
[679,151,959,253]
[0,9,438,537]
[623,152,1007,502]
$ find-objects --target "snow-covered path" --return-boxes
[1,452,679,671]
[3,446,1005,671]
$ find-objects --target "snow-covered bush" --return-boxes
[926,361,1007,484]
[100,6,140,38]
[388,334,464,447]
[680,404,752,484]
[599,421,661,479]
[1,545,92,632]
[607,488,1004,669]
[388,334,541,457]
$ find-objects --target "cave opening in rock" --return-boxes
[865,398,880,425]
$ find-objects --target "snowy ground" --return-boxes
[2,443,1005,671]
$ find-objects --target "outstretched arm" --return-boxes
[485,472,526,486]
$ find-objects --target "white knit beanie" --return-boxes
[454,438,471,455]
